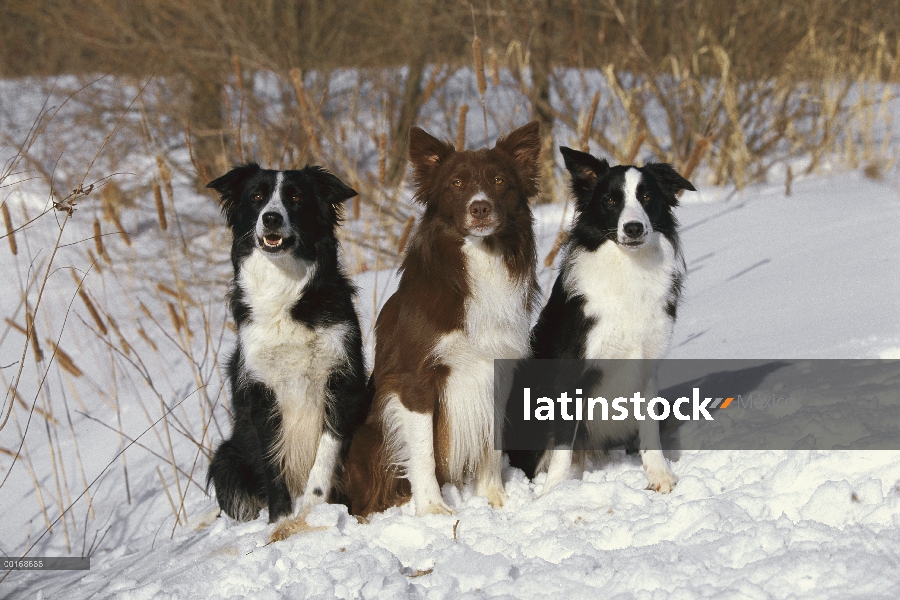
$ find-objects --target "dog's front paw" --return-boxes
[645,468,678,494]
[478,483,506,508]
[416,498,455,516]
[540,465,575,496]
[270,509,310,543]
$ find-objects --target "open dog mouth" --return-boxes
[468,222,498,236]
[259,234,294,253]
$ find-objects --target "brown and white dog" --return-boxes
[346,122,541,517]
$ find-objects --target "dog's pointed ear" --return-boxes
[408,127,455,199]
[495,121,541,197]
[560,147,609,196]
[206,163,261,223]
[306,166,357,205]
[642,162,695,205]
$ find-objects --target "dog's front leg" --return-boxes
[299,430,342,509]
[475,447,506,507]
[299,360,367,509]
[541,445,574,494]
[250,384,293,522]
[395,402,453,516]
[541,412,579,494]
[639,376,677,493]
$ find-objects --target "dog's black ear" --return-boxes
[306,166,357,205]
[494,121,542,198]
[642,162,695,205]
[560,146,609,197]
[408,126,455,201]
[206,163,261,222]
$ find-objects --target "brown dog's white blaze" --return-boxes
[345,122,541,517]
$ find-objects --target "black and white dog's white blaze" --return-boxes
[510,147,694,494]
[206,163,368,523]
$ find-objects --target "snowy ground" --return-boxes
[2,163,899,598]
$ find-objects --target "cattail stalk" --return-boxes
[153,180,168,231]
[489,48,500,85]
[231,54,244,92]
[137,327,158,352]
[626,132,647,164]
[78,288,107,336]
[87,249,103,274]
[473,36,489,148]
[682,138,711,181]
[580,91,601,152]
[456,104,469,150]
[397,215,415,254]
[106,315,133,357]
[45,338,83,377]
[4,318,27,336]
[25,309,43,362]
[166,302,183,334]
[157,282,196,307]
[110,209,131,247]
[474,37,487,97]
[676,138,711,198]
[93,218,109,263]
[156,155,174,202]
[378,133,387,187]
[890,38,900,82]
[2,202,16,255]
[420,68,440,105]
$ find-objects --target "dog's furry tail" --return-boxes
[207,439,267,522]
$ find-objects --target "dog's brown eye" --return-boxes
[641,193,651,202]
[252,193,264,202]
[494,177,504,185]
[605,196,615,205]
[291,194,302,203]
[452,179,462,187]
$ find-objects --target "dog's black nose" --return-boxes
[469,201,492,220]
[262,212,283,229]
[623,221,644,239]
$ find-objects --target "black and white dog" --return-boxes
[206,163,367,524]
[509,147,694,494]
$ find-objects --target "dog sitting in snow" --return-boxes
[206,163,368,528]
[345,122,541,517]
[508,147,694,494]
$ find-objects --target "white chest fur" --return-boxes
[432,238,532,480]
[237,250,348,496]
[566,234,683,361]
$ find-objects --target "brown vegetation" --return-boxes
[0,0,898,563]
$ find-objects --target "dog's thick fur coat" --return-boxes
[508,147,694,494]
[206,164,368,523]
[346,123,541,517]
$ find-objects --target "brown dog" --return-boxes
[346,122,541,517]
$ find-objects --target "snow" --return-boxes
[2,86,900,598]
